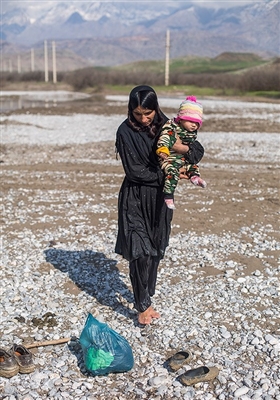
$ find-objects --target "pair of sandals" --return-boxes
[167,350,219,386]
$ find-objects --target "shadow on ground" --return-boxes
[44,248,135,321]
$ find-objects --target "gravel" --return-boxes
[1,95,280,399]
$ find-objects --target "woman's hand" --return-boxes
[172,138,189,154]
[179,167,189,180]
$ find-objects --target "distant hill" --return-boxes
[113,53,276,75]
[1,0,279,71]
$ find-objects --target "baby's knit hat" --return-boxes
[177,95,203,127]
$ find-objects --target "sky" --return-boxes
[1,0,259,13]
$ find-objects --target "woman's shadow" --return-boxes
[44,248,135,321]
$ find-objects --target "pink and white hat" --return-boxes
[177,95,203,127]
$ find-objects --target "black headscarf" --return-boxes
[127,85,164,138]
[128,85,156,103]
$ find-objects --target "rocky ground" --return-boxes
[1,93,279,238]
[1,92,280,399]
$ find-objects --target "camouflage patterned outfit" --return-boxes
[156,118,202,196]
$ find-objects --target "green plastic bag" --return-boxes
[80,313,134,375]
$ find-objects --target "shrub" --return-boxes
[1,61,279,94]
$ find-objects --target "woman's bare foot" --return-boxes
[138,306,160,324]
[138,313,152,324]
[150,309,160,318]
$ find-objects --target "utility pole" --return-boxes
[52,41,57,84]
[17,55,21,73]
[165,29,170,87]
[31,48,35,71]
[44,40,49,82]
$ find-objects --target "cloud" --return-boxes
[2,1,53,13]
[193,0,256,7]
[1,0,256,14]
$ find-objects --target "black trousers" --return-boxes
[129,255,161,313]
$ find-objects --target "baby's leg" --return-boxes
[163,163,180,209]
[186,164,207,188]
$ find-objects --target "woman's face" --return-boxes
[132,106,156,127]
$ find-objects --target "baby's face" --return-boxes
[180,120,199,131]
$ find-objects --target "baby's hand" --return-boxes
[159,152,168,160]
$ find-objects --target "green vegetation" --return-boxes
[247,91,280,99]
[169,53,266,74]
[104,85,238,97]
[1,53,279,99]
[116,52,268,75]
[115,60,165,74]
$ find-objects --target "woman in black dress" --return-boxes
[115,85,190,324]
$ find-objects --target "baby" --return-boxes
[156,95,206,209]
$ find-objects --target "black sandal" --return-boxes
[167,350,192,371]
[178,365,219,386]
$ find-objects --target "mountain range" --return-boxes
[1,0,279,70]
